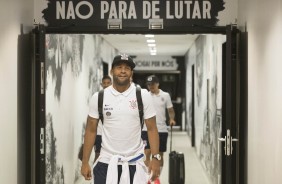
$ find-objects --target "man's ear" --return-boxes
[110,69,113,76]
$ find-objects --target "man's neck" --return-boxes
[152,88,160,95]
[113,83,131,93]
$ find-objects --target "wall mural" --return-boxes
[195,36,205,106]
[186,35,225,184]
[45,34,117,184]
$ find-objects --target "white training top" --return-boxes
[142,89,173,133]
[88,83,156,163]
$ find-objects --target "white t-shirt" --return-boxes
[142,89,173,133]
[88,84,156,161]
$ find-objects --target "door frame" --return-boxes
[30,24,246,184]
[221,25,247,184]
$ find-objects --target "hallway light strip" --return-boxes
[145,34,157,55]
[145,34,154,38]
[147,39,155,43]
[148,43,156,47]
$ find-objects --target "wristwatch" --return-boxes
[152,154,161,161]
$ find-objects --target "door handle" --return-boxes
[218,129,239,156]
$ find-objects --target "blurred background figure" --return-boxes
[142,75,176,184]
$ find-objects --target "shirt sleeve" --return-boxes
[165,92,173,109]
[88,92,99,119]
[141,89,156,120]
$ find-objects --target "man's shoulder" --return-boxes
[102,86,113,94]
[140,88,149,95]
[159,89,169,95]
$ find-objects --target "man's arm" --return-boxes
[81,115,99,180]
[145,116,160,181]
[167,107,176,126]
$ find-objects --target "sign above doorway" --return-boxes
[134,55,178,71]
[42,0,226,30]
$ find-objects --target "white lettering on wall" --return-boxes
[143,1,160,19]
[151,1,160,19]
[192,1,201,19]
[66,2,75,19]
[143,1,151,19]
[56,1,66,19]
[166,0,211,19]
[55,0,212,20]
[101,1,137,19]
[56,1,93,19]
[203,1,211,19]
[76,1,93,19]
[134,56,178,71]
[101,1,109,19]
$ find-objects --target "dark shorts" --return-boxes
[141,131,168,152]
[93,162,136,184]
[94,135,102,153]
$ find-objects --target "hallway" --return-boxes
[159,130,210,184]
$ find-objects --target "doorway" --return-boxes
[30,24,245,184]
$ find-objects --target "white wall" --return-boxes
[185,35,225,184]
[0,0,33,183]
[237,0,282,183]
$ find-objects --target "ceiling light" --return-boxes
[148,43,156,47]
[145,34,154,38]
[147,39,155,43]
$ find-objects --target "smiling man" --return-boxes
[81,54,160,184]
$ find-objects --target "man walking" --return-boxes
[81,54,161,184]
[141,75,176,184]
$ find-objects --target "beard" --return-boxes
[113,75,130,86]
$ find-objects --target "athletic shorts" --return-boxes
[93,162,136,184]
[94,135,102,153]
[141,131,168,152]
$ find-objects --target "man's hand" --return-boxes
[148,159,161,181]
[169,119,176,126]
[81,163,92,180]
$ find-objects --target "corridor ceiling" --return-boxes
[100,34,199,56]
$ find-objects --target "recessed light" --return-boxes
[145,34,154,38]
[148,43,156,47]
[147,39,155,43]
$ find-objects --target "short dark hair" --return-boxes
[102,75,111,81]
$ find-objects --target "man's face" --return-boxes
[111,63,133,86]
[101,79,112,89]
[147,82,159,93]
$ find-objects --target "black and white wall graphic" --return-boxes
[45,34,118,184]
[185,34,225,184]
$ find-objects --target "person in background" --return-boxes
[93,75,112,162]
[81,54,161,184]
[141,75,176,184]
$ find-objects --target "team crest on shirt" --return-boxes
[129,100,138,109]
[161,97,165,102]
[106,111,111,116]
